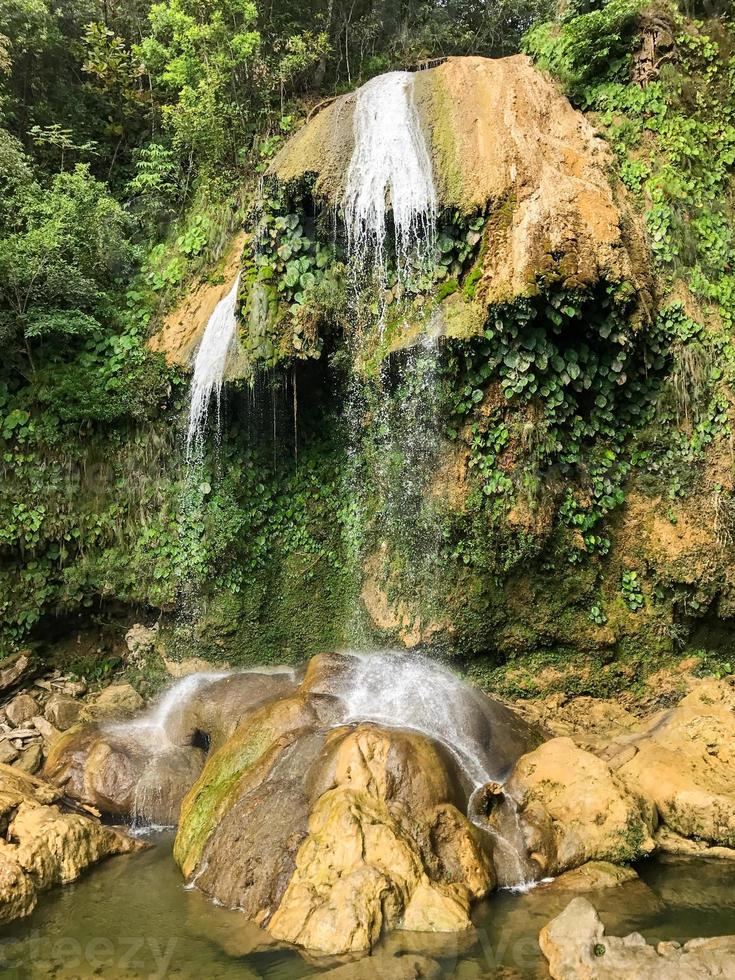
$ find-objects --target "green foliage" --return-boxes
[621,569,645,610]
[524,0,644,93]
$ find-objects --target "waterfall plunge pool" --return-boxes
[1,832,734,979]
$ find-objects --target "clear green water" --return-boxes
[1,833,735,978]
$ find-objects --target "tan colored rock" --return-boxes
[15,742,43,774]
[488,737,655,876]
[619,679,735,848]
[541,861,638,892]
[267,726,493,955]
[655,825,735,861]
[44,693,81,731]
[79,683,144,722]
[5,693,40,727]
[31,716,61,746]
[271,56,649,312]
[540,897,735,978]
[0,764,139,923]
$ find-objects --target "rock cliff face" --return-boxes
[272,55,650,311]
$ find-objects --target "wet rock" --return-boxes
[44,693,81,731]
[15,742,43,774]
[0,764,140,923]
[618,679,735,848]
[266,725,493,955]
[540,861,639,892]
[487,737,655,877]
[44,724,205,825]
[79,683,144,722]
[5,693,40,727]
[539,896,735,978]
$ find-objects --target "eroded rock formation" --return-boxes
[540,897,735,979]
[0,764,139,923]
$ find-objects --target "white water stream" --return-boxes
[186,273,241,455]
[342,70,437,276]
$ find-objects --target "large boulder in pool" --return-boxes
[42,669,298,825]
[175,713,494,955]
[0,764,139,923]
[42,650,542,954]
[484,736,655,877]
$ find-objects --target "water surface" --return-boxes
[2,835,734,978]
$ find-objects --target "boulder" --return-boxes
[540,897,735,979]
[79,683,144,722]
[0,742,18,765]
[0,764,139,923]
[486,737,655,876]
[15,742,43,774]
[618,679,735,848]
[44,693,81,731]
[540,861,639,893]
[264,725,493,954]
[5,693,40,728]
[31,716,61,746]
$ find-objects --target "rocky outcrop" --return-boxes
[0,764,139,923]
[485,736,655,876]
[617,679,735,848]
[271,55,650,311]
[43,669,297,824]
[149,232,246,368]
[540,897,735,979]
[265,725,493,953]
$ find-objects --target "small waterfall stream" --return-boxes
[186,273,241,456]
[342,70,437,277]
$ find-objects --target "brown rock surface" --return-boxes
[44,693,81,731]
[79,683,144,722]
[271,56,649,311]
[0,764,139,923]
[618,679,735,848]
[487,736,655,876]
[5,693,40,727]
[540,897,735,979]
[148,232,246,367]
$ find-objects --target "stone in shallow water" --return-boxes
[0,764,139,924]
[539,896,735,979]
[485,736,655,877]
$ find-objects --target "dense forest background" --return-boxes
[2,0,735,690]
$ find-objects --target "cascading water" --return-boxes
[342,70,437,278]
[335,650,513,786]
[186,273,241,456]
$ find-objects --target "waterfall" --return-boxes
[335,650,511,786]
[342,70,437,277]
[186,274,241,456]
